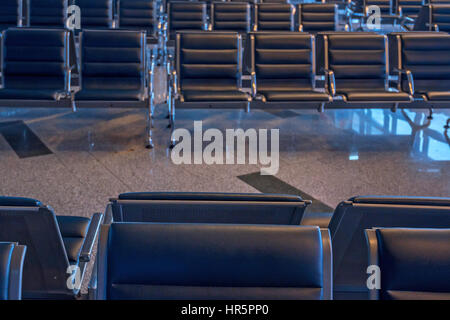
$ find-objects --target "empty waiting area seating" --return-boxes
[105,192,309,224]
[250,32,331,104]
[0,196,102,299]
[323,33,412,104]
[397,0,425,19]
[298,4,338,32]
[254,3,295,31]
[396,33,450,102]
[0,0,23,31]
[75,30,148,105]
[211,2,251,32]
[28,0,68,28]
[366,228,450,300]
[168,1,207,39]
[0,28,73,107]
[170,31,250,104]
[414,4,450,31]
[0,242,26,300]
[328,196,450,299]
[118,0,157,36]
[93,223,332,299]
[74,0,114,29]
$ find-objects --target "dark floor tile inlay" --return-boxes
[238,172,333,213]
[0,120,52,158]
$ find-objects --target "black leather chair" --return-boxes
[75,0,114,29]
[298,3,338,32]
[0,28,74,108]
[396,0,425,19]
[414,4,450,31]
[118,0,158,37]
[74,29,154,147]
[366,228,450,300]
[168,31,251,146]
[250,32,331,109]
[328,196,450,299]
[93,223,332,299]
[28,0,68,28]
[0,196,103,299]
[0,242,26,300]
[167,1,207,40]
[0,0,23,31]
[254,3,295,31]
[395,33,450,104]
[211,2,252,32]
[323,33,412,107]
[105,192,310,224]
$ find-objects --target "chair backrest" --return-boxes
[97,223,332,300]
[118,0,157,35]
[28,0,68,27]
[397,0,425,17]
[397,33,450,93]
[255,3,295,31]
[251,32,315,92]
[366,228,450,300]
[168,1,207,37]
[0,0,23,31]
[108,192,308,224]
[0,242,26,300]
[324,33,388,92]
[430,4,450,31]
[329,196,450,299]
[211,2,251,32]
[80,29,146,94]
[299,4,337,32]
[176,31,242,92]
[0,196,72,299]
[75,0,114,28]
[364,0,393,15]
[1,28,70,91]
[387,31,444,74]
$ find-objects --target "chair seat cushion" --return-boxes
[424,91,450,101]
[75,89,143,101]
[182,91,250,102]
[0,88,63,100]
[342,91,412,102]
[56,216,91,263]
[260,91,331,102]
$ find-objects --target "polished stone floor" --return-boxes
[1,66,450,293]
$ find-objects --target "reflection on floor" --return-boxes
[0,105,448,216]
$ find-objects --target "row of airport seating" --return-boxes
[1,28,450,147]
[0,193,449,300]
[166,30,450,144]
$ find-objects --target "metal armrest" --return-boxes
[88,258,98,300]
[393,67,415,95]
[251,72,257,98]
[426,23,439,31]
[9,244,26,300]
[322,68,336,96]
[171,70,178,96]
[79,212,103,262]
[103,203,113,224]
[365,228,380,300]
